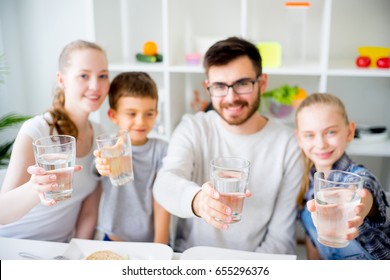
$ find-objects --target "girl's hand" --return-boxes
[27,164,82,206]
[306,190,367,241]
[93,149,110,176]
[345,188,371,240]
[192,182,251,230]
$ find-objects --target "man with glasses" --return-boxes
[154,37,303,255]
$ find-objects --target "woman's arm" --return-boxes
[0,134,53,223]
[2,133,35,194]
[74,182,102,239]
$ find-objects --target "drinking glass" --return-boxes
[314,170,363,248]
[33,135,76,201]
[210,157,251,223]
[96,130,134,186]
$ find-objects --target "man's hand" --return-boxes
[192,182,251,230]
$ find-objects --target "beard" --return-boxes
[214,93,260,126]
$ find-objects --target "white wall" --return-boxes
[0,0,103,187]
[0,0,93,140]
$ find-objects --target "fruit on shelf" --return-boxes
[376,57,390,68]
[355,56,371,68]
[261,84,307,118]
[143,41,158,56]
[136,41,162,63]
[292,87,307,108]
[357,46,390,67]
[136,53,163,63]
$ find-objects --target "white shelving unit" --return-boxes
[89,0,390,160]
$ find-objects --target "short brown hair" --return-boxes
[203,37,262,77]
[109,72,158,110]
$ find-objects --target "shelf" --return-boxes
[95,0,390,162]
[163,62,323,76]
[109,62,324,76]
[347,139,390,157]
[109,62,165,73]
[265,61,322,76]
[109,62,390,77]
[327,61,390,77]
[168,65,204,73]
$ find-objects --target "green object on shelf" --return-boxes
[136,53,163,63]
[262,84,298,105]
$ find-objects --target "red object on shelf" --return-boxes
[355,56,371,68]
[376,57,390,68]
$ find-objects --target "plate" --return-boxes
[62,238,173,260]
[180,246,296,260]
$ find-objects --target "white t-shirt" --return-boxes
[0,113,103,242]
[153,111,303,254]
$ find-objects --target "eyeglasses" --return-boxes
[207,77,260,97]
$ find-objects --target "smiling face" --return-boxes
[206,56,266,127]
[108,96,158,146]
[295,104,355,171]
[58,49,109,116]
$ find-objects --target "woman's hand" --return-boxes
[27,164,82,206]
[192,182,251,230]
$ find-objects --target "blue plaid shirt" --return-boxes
[304,153,390,260]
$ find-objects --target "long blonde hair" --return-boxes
[47,40,106,138]
[295,93,350,207]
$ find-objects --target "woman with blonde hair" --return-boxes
[0,40,109,242]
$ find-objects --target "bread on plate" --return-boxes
[85,250,124,260]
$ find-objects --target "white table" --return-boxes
[0,237,68,260]
[0,237,180,260]
[0,237,296,260]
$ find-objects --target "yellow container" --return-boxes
[358,46,390,67]
[256,42,282,68]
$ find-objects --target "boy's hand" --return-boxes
[93,149,111,176]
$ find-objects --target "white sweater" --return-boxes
[153,111,303,254]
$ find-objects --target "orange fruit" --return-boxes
[292,88,307,109]
[295,88,307,100]
[143,41,158,56]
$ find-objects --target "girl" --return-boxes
[295,92,390,260]
[0,40,110,242]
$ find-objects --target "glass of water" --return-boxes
[96,129,134,186]
[33,135,76,201]
[314,170,363,248]
[210,157,251,223]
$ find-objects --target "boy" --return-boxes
[95,72,170,244]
